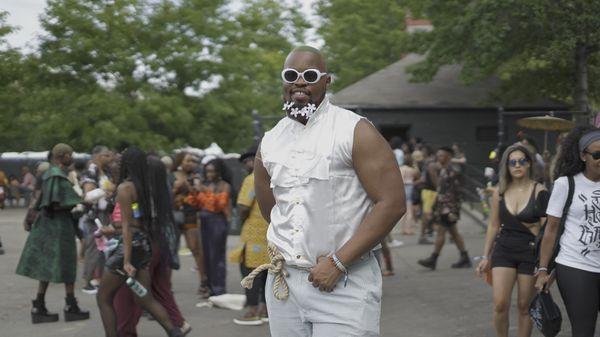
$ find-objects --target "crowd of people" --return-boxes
[3,43,599,337]
[0,166,37,208]
[8,140,270,336]
[384,137,472,273]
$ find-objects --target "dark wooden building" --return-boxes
[331,54,568,169]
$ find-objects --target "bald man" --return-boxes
[248,46,406,336]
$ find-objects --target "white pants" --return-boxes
[266,254,382,337]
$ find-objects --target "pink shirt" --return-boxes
[111,203,122,223]
[22,172,36,190]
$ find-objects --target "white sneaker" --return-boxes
[233,315,263,326]
[81,284,98,295]
[388,239,404,248]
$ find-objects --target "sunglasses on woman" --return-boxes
[281,68,328,84]
[508,158,528,167]
[584,150,600,160]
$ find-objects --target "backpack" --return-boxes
[534,175,574,272]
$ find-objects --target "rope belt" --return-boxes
[241,244,290,300]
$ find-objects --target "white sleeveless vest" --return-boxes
[261,97,373,267]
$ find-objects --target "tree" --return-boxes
[14,0,223,151]
[0,11,29,151]
[315,0,408,90]
[404,0,600,117]
[192,0,309,150]
[0,0,310,152]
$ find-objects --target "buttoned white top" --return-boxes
[260,97,373,268]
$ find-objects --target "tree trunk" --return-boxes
[574,42,590,124]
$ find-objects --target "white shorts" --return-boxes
[266,254,382,337]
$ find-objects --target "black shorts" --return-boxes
[491,236,536,275]
[436,213,458,228]
[105,232,152,274]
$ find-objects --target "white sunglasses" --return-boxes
[281,68,328,84]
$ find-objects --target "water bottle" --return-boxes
[126,277,148,298]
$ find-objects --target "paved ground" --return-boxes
[0,207,584,337]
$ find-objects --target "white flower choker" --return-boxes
[283,101,317,119]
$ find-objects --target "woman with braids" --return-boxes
[476,144,549,337]
[193,158,232,296]
[536,125,600,337]
[96,147,183,337]
[109,156,192,336]
[172,152,207,296]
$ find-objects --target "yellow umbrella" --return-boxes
[517,115,574,152]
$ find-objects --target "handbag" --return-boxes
[529,291,562,337]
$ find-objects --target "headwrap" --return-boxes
[578,130,600,152]
[52,143,73,159]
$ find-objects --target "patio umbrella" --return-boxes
[516,115,574,152]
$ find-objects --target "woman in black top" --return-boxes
[477,144,549,337]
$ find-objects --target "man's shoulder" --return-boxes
[44,166,67,180]
[242,173,254,186]
[329,103,363,123]
[262,117,292,146]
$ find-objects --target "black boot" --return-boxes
[64,295,90,322]
[451,251,472,269]
[31,299,59,324]
[417,253,438,270]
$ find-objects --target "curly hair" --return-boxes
[554,125,597,179]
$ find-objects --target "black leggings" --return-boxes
[556,263,600,337]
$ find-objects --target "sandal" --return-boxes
[197,279,210,298]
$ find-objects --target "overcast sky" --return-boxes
[1,0,319,51]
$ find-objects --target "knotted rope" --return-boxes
[241,244,289,300]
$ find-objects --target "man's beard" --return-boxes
[282,100,317,119]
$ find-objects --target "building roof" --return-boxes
[331,53,565,110]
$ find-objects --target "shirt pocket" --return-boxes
[265,150,330,188]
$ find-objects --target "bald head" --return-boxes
[285,45,327,72]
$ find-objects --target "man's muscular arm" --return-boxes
[254,143,275,223]
[309,120,405,291]
[335,119,406,265]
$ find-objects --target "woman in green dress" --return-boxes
[16,143,90,324]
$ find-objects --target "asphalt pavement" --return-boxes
[0,208,584,336]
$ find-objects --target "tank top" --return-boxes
[498,183,549,239]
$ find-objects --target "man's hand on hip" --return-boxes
[308,256,343,292]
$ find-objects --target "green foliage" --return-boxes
[0,0,306,153]
[316,0,408,90]
[404,0,600,111]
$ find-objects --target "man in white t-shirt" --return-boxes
[250,46,406,337]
